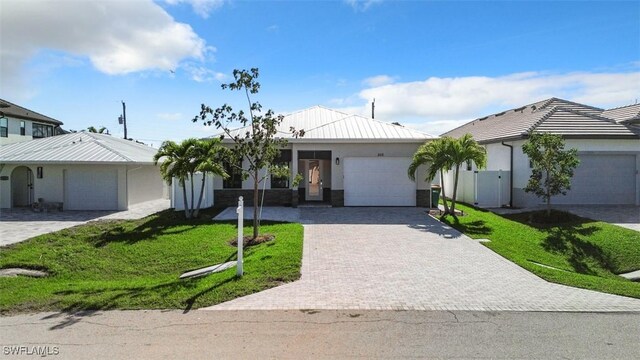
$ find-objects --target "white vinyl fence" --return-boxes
[171,173,214,211]
[443,170,510,208]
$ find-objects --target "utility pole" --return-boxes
[371,98,375,119]
[118,101,128,139]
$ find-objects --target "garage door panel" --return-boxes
[554,154,635,205]
[344,157,416,206]
[65,168,118,210]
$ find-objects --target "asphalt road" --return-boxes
[1,310,639,359]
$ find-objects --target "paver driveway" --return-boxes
[0,199,170,246]
[206,207,640,312]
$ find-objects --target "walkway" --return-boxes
[206,207,640,312]
[0,199,170,246]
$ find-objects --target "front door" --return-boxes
[306,160,323,201]
[11,166,34,207]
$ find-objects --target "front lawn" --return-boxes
[442,203,640,298]
[0,209,303,314]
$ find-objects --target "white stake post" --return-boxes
[236,196,244,277]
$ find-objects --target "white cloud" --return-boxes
[165,0,224,19]
[0,0,209,99]
[362,74,396,87]
[337,70,640,135]
[344,0,383,12]
[184,65,228,82]
[157,112,184,121]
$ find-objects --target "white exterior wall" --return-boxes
[484,143,512,171]
[505,138,640,207]
[126,165,165,205]
[293,142,431,190]
[211,142,432,191]
[0,164,158,210]
[444,137,640,208]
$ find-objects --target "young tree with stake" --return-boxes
[193,68,303,239]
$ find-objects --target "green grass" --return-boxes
[0,209,303,314]
[442,203,640,298]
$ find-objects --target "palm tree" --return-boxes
[87,126,108,134]
[408,137,454,215]
[191,139,228,217]
[446,133,486,215]
[154,139,198,219]
[408,134,486,218]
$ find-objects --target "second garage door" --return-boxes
[344,157,416,206]
[65,168,118,210]
[554,154,636,205]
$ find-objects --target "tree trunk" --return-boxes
[181,180,190,219]
[546,172,551,217]
[189,172,195,219]
[253,168,259,239]
[440,169,450,215]
[194,173,206,218]
[450,164,461,216]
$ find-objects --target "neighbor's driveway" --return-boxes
[555,205,640,232]
[206,207,640,312]
[0,199,170,247]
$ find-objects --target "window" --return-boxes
[32,123,53,138]
[20,121,25,136]
[223,159,243,189]
[271,161,290,188]
[270,150,292,189]
[0,117,7,137]
[466,160,472,171]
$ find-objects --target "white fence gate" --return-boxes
[171,173,214,211]
[444,170,510,208]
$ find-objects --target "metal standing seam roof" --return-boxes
[212,105,436,142]
[600,103,640,123]
[442,97,640,143]
[0,98,63,125]
[0,132,159,164]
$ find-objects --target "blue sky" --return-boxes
[1,0,639,146]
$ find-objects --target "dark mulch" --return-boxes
[229,234,275,247]
[507,209,585,226]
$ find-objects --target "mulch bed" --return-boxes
[229,234,275,247]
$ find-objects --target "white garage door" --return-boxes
[344,157,416,206]
[555,154,636,205]
[65,168,118,210]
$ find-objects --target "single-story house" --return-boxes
[0,98,65,146]
[181,106,437,208]
[0,132,167,210]
[442,98,640,207]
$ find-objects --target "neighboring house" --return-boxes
[0,132,167,210]
[442,98,640,207]
[600,103,640,126]
[0,99,65,146]
[184,106,436,208]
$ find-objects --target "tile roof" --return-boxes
[213,106,436,142]
[0,132,159,164]
[601,103,640,123]
[0,98,63,125]
[442,97,639,143]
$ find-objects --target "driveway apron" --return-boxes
[206,207,640,312]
